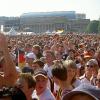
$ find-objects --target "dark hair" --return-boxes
[33,59,44,68]
[52,60,67,81]
[43,50,56,59]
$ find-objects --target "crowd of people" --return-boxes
[0,32,100,100]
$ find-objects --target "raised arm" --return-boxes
[0,33,18,87]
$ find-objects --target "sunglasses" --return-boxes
[86,65,94,68]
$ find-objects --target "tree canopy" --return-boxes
[98,20,100,33]
[86,20,99,33]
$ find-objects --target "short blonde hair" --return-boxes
[63,60,77,69]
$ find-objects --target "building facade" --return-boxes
[20,11,90,33]
[0,11,90,33]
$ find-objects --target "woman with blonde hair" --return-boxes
[63,60,81,89]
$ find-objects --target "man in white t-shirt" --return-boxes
[32,69,55,100]
[43,50,56,78]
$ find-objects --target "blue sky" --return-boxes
[0,0,100,20]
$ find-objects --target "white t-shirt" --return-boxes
[73,79,81,88]
[80,74,91,85]
[44,64,53,78]
[32,88,55,100]
[32,90,39,100]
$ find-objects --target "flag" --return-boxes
[56,29,64,34]
[18,49,25,69]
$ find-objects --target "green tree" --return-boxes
[86,20,99,33]
[98,20,100,33]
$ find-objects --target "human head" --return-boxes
[57,44,64,54]
[16,73,36,97]
[43,45,50,51]
[88,48,95,57]
[32,59,44,71]
[34,69,48,95]
[0,73,36,100]
[25,53,36,66]
[62,84,100,100]
[68,49,75,59]
[52,60,67,85]
[32,45,41,55]
[63,60,77,84]
[55,51,62,60]
[86,59,99,75]
[43,50,55,64]
[83,51,92,62]
[84,60,95,79]
[25,43,32,53]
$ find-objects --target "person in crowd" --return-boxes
[88,48,95,58]
[0,73,36,100]
[62,83,100,100]
[22,52,36,74]
[40,56,46,64]
[0,33,18,88]
[94,49,100,68]
[2,31,100,99]
[14,73,36,100]
[32,45,43,59]
[24,43,33,55]
[63,60,81,88]
[88,59,99,86]
[66,49,76,61]
[43,50,56,78]
[32,69,55,100]
[43,45,50,52]
[83,51,92,62]
[55,51,63,61]
[96,69,100,88]
[52,60,69,100]
[32,59,44,71]
[0,34,37,100]
[43,50,56,93]
[80,60,93,85]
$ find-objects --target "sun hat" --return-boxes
[62,83,100,100]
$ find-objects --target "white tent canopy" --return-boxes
[8,27,17,36]
[45,30,52,34]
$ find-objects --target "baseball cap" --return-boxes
[34,69,47,78]
[25,53,36,59]
[62,84,100,100]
